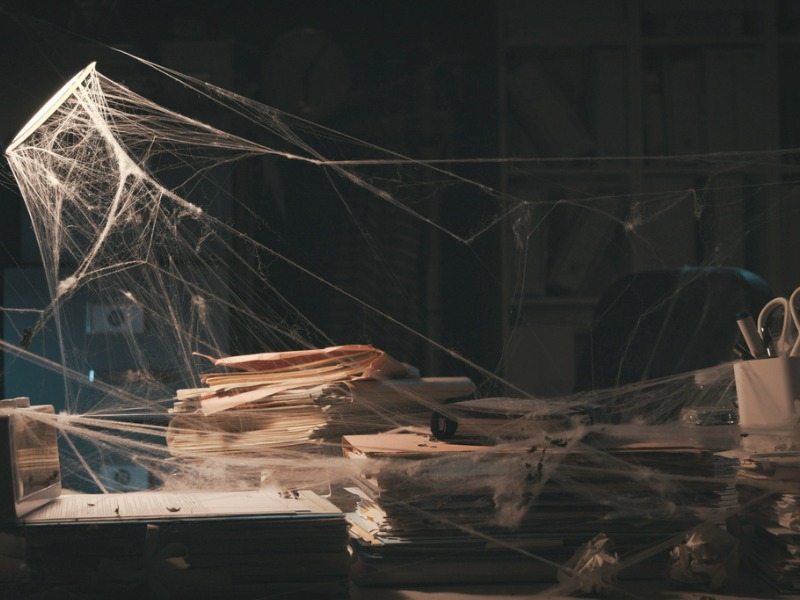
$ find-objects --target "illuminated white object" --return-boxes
[5,62,97,155]
[734,356,799,427]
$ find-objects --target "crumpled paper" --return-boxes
[666,523,739,590]
[557,533,619,595]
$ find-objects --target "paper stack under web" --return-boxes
[734,452,800,591]
[343,430,738,586]
[167,345,475,456]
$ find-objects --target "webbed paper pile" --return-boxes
[167,345,474,455]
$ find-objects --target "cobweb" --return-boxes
[1,56,796,596]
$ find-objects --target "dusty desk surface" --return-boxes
[351,578,800,599]
[19,488,339,522]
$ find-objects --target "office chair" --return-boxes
[574,267,773,391]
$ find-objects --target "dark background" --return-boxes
[2,1,800,398]
[0,0,503,387]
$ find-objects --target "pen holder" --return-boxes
[733,356,800,452]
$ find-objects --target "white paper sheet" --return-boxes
[20,488,340,523]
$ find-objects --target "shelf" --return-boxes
[504,164,794,180]
[497,0,792,397]
[510,295,598,309]
[502,36,631,48]
[505,166,632,179]
[641,35,767,47]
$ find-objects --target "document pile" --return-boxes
[344,431,563,585]
[735,453,800,591]
[167,345,474,456]
[343,429,738,586]
[0,488,350,599]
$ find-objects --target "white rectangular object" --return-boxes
[734,357,800,427]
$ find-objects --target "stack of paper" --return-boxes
[0,488,350,598]
[343,431,737,586]
[429,396,586,441]
[167,345,474,455]
[344,432,571,585]
[736,453,800,591]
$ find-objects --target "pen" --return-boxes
[733,342,754,361]
[736,312,766,358]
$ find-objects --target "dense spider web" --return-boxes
[2,57,798,596]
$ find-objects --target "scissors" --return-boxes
[757,287,800,357]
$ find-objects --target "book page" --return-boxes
[21,488,339,523]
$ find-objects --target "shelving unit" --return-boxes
[498,0,799,396]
